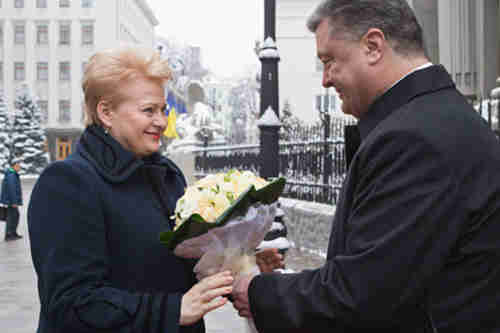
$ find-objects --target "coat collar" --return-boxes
[76,125,183,183]
[357,64,455,141]
[344,65,455,169]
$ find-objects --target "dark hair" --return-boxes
[306,0,426,57]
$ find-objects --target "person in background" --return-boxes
[1,161,23,242]
[232,1,500,332]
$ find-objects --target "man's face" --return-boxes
[316,19,371,118]
[13,164,20,172]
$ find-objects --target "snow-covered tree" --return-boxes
[12,83,49,174]
[0,93,11,170]
[279,99,302,142]
[227,77,259,144]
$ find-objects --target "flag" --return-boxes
[164,107,178,138]
[166,92,176,115]
[178,101,187,114]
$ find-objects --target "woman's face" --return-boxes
[106,77,167,158]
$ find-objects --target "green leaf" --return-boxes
[159,177,286,251]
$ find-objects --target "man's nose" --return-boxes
[322,70,332,88]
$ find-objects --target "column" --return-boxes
[4,20,14,113]
[71,19,81,128]
[48,19,58,126]
[25,20,35,88]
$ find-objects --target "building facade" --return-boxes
[0,0,158,161]
[276,0,500,123]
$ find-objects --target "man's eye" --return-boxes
[143,107,154,114]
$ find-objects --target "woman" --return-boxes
[28,47,267,333]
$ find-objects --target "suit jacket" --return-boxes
[248,65,500,333]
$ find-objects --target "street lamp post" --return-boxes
[319,89,332,199]
[258,0,281,179]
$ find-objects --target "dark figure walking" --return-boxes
[1,162,22,241]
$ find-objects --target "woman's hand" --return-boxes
[180,270,233,326]
[256,248,284,273]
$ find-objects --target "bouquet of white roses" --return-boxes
[161,169,285,276]
[160,170,285,332]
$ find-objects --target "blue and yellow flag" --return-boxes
[164,107,178,138]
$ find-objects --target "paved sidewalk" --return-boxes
[0,180,39,333]
[0,179,325,332]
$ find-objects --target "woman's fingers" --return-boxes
[201,286,233,303]
[199,270,233,292]
[180,271,234,326]
[203,295,229,313]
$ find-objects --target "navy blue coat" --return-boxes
[248,65,500,332]
[28,125,204,333]
[0,167,22,206]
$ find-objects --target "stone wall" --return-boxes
[280,198,335,255]
[166,151,197,185]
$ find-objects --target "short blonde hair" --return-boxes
[82,47,172,126]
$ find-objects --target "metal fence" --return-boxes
[193,97,500,205]
[194,117,356,205]
[473,97,500,134]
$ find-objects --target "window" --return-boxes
[0,26,3,45]
[37,62,48,81]
[81,22,94,45]
[81,0,94,8]
[59,0,70,8]
[14,62,25,81]
[14,23,25,45]
[14,0,24,8]
[59,61,70,81]
[37,100,48,123]
[37,24,49,44]
[58,100,71,123]
[36,0,47,8]
[0,62,3,81]
[59,23,70,45]
[315,94,336,113]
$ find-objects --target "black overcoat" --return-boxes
[248,65,500,332]
[28,125,204,333]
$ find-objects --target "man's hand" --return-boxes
[232,273,256,318]
[256,248,284,273]
[11,205,17,208]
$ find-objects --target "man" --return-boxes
[1,161,23,241]
[232,1,500,332]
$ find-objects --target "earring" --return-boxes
[104,127,109,135]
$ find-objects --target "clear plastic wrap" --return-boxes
[173,203,277,333]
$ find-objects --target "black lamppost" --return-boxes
[258,0,281,179]
[319,89,332,195]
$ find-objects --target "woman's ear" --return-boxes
[96,100,113,129]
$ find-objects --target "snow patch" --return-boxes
[257,106,282,127]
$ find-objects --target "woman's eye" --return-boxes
[143,107,154,114]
